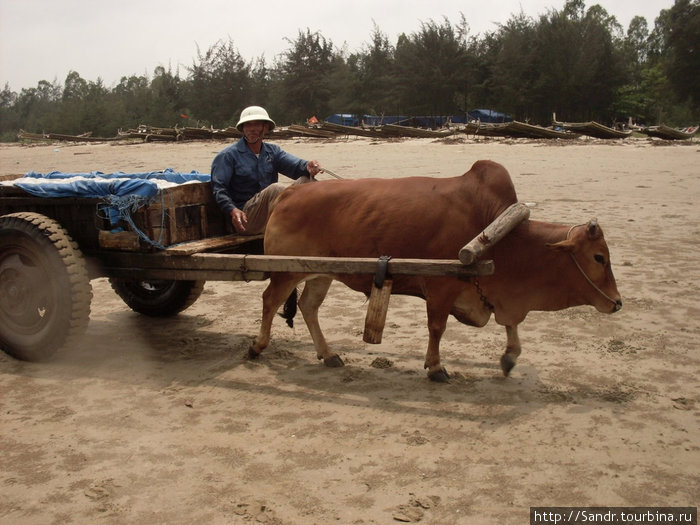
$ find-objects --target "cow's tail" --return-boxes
[278,288,298,328]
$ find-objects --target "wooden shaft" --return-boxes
[98,252,495,279]
[198,254,494,276]
[458,202,530,265]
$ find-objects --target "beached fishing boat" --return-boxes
[639,125,698,140]
[553,121,632,139]
[471,121,576,139]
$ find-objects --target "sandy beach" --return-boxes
[0,136,698,524]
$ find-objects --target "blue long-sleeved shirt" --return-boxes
[211,137,311,214]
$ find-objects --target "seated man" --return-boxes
[211,105,322,235]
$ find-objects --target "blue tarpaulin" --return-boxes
[17,175,160,200]
[21,169,211,183]
[467,109,513,123]
[326,111,512,127]
[325,113,361,126]
[17,168,210,198]
[325,114,410,126]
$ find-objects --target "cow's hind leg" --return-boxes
[249,274,300,359]
[500,324,521,376]
[298,277,343,367]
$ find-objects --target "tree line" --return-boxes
[1,0,697,142]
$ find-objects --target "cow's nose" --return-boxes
[613,299,622,312]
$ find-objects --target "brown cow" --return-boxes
[249,160,621,381]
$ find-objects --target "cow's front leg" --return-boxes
[500,324,521,376]
[249,275,299,359]
[424,301,452,382]
[298,276,343,367]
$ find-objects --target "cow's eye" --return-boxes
[594,254,606,265]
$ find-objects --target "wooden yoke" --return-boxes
[458,202,530,265]
[361,205,529,345]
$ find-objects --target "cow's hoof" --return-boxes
[428,367,450,383]
[248,346,261,360]
[323,354,344,368]
[500,354,516,376]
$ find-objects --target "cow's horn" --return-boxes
[587,218,599,238]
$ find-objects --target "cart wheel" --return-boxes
[108,278,205,317]
[0,212,92,361]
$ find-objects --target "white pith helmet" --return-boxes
[236,106,276,131]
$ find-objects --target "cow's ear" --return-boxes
[546,239,576,252]
[586,219,600,239]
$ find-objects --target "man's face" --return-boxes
[242,120,268,143]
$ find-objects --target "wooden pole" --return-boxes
[99,251,495,279]
[458,202,530,265]
[363,279,393,344]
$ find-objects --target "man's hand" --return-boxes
[231,208,248,232]
[307,160,322,177]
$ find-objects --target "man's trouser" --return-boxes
[240,176,313,235]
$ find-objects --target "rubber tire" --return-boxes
[0,212,92,361]
[108,278,205,317]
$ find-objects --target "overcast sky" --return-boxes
[0,0,673,91]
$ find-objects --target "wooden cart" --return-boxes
[0,174,527,361]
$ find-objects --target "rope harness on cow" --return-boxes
[319,167,345,180]
[566,224,620,307]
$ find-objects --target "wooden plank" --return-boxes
[458,202,530,265]
[98,230,141,251]
[363,280,393,344]
[161,182,214,207]
[193,254,494,277]
[98,251,494,278]
[165,234,264,255]
[104,267,268,282]
[167,207,177,245]
[198,205,208,239]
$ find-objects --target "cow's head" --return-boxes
[546,219,622,313]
